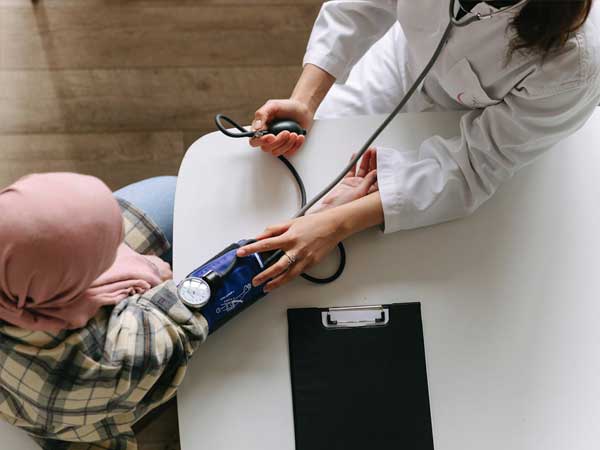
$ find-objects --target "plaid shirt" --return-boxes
[0,199,208,450]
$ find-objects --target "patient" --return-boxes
[0,163,376,449]
[0,173,203,450]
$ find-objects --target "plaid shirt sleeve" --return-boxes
[0,202,208,450]
[0,281,209,450]
[118,198,171,257]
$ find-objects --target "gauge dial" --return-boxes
[177,277,212,309]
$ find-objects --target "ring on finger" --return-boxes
[283,252,297,266]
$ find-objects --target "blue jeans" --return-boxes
[114,176,177,264]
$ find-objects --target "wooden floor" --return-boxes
[0,0,322,448]
[0,0,322,190]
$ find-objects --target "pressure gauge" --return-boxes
[177,277,212,309]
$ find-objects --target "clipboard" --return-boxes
[287,303,434,450]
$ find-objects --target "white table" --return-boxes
[0,422,39,450]
[174,109,600,450]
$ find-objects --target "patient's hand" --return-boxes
[309,148,378,214]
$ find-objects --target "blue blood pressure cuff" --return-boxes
[177,240,270,333]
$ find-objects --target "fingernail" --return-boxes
[252,119,262,130]
[252,279,260,287]
[263,286,271,292]
[237,249,246,256]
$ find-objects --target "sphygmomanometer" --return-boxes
[177,115,347,331]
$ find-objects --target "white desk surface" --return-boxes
[174,109,600,450]
[0,422,39,449]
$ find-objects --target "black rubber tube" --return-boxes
[215,114,256,138]
[263,155,346,284]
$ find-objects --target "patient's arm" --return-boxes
[309,148,378,214]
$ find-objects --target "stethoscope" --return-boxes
[188,0,530,304]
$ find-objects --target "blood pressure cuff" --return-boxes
[186,240,270,333]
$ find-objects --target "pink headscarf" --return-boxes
[0,173,172,332]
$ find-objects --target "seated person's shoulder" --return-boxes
[557,10,599,86]
[515,11,600,98]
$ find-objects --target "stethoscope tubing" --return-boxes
[295,20,455,218]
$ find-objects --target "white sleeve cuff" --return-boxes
[376,137,478,234]
[376,146,412,234]
[303,49,354,84]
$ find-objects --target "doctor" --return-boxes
[237,0,600,291]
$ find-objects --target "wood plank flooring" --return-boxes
[0,1,322,449]
[0,0,321,189]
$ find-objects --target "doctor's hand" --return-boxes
[236,211,344,292]
[250,99,313,157]
[309,148,378,214]
[237,190,385,292]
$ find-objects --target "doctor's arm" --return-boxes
[377,82,600,233]
[237,192,384,291]
[251,0,398,155]
[239,80,600,291]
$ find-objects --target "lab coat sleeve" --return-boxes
[303,0,398,83]
[377,83,600,233]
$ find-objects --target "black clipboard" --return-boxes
[287,303,434,450]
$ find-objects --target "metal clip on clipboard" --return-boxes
[322,305,390,329]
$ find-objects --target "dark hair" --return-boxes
[510,0,594,55]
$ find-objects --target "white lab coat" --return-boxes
[304,0,600,233]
